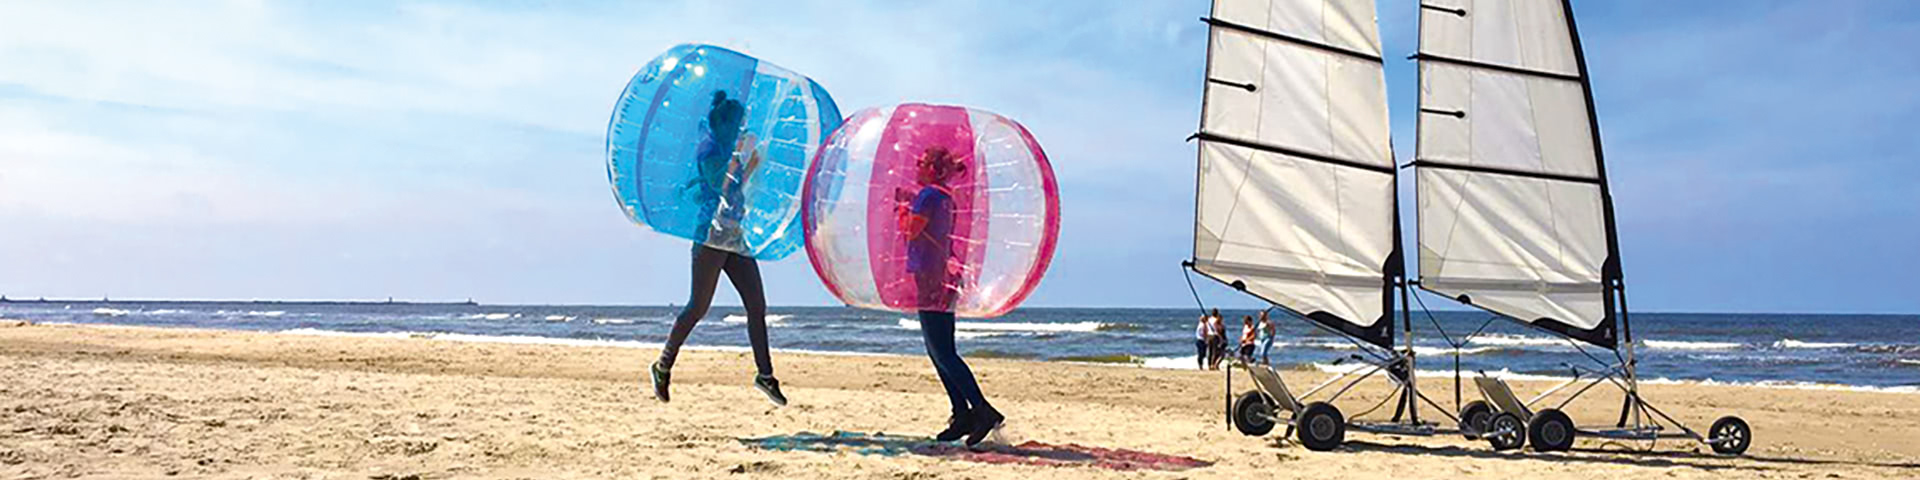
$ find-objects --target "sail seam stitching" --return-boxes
[1208,23,1274,262]
[1320,1,1345,298]
[1513,6,1563,293]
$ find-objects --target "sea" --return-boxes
[4,301,1916,393]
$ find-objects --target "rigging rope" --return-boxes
[1181,265,1208,314]
[1409,289,1460,348]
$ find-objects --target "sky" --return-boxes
[0,0,1914,314]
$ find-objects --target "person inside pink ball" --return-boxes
[897,145,1002,447]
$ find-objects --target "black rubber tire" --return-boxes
[1459,400,1493,439]
[1295,402,1346,451]
[1709,416,1752,455]
[1232,391,1277,436]
[1487,412,1527,451]
[1528,409,1576,452]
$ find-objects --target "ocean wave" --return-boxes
[1140,355,1199,370]
[147,309,192,315]
[965,349,1040,360]
[543,315,575,322]
[1282,340,1359,350]
[1263,341,1506,357]
[1410,345,1508,356]
[1689,353,1824,365]
[91,308,131,316]
[1857,344,1920,355]
[461,313,519,321]
[1772,339,1856,349]
[956,331,1003,340]
[591,318,635,325]
[1896,359,1920,367]
[1666,378,1920,395]
[1468,334,1567,348]
[1307,363,1571,383]
[723,314,793,325]
[1642,340,1743,351]
[213,310,288,317]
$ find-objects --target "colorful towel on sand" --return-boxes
[741,431,1212,471]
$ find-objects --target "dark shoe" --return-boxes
[935,412,973,442]
[754,374,788,407]
[964,407,1004,448]
[650,361,671,403]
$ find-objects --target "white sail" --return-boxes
[1413,0,1617,346]
[1193,0,1398,345]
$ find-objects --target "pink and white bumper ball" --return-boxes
[802,104,1061,317]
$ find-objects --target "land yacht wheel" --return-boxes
[1486,412,1527,451]
[1709,416,1751,455]
[1459,400,1493,439]
[1528,409,1576,452]
[1295,402,1345,451]
[1232,391,1276,436]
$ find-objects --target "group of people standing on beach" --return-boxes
[645,91,1002,449]
[1195,309,1277,370]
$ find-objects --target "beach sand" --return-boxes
[2,322,1916,479]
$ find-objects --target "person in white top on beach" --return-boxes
[1195,310,1215,369]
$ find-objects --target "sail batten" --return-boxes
[1412,53,1583,82]
[1203,17,1385,63]
[1413,0,1620,348]
[1196,131,1394,174]
[1192,0,1399,348]
[1411,159,1601,185]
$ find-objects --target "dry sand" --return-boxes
[2,322,1916,479]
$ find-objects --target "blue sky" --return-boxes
[0,1,1914,314]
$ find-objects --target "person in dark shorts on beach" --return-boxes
[1207,313,1227,369]
[900,146,1002,448]
[1258,310,1278,364]
[649,91,788,407]
[1237,315,1258,360]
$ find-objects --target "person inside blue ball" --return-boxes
[688,90,764,250]
[898,145,1002,447]
[651,90,785,407]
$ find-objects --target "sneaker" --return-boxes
[650,361,671,403]
[964,407,1004,448]
[935,412,973,442]
[754,374,788,407]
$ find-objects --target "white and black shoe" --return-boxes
[754,374,788,407]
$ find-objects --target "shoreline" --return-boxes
[21,320,1920,395]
